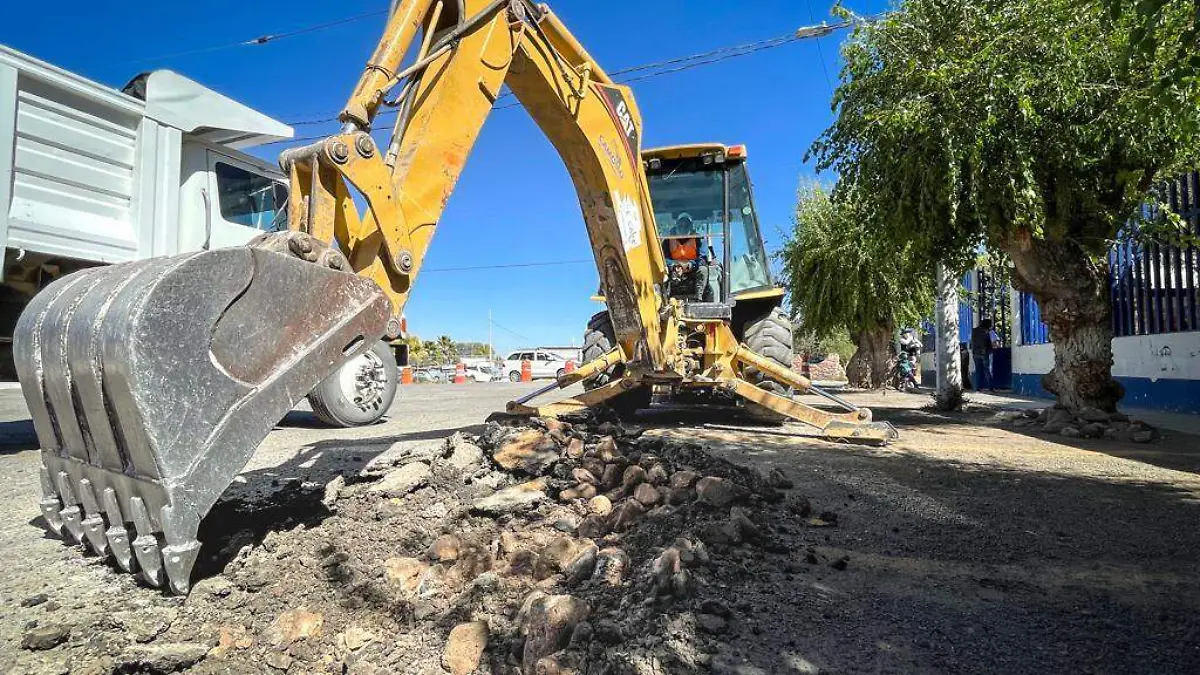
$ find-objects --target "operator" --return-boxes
[663,213,722,302]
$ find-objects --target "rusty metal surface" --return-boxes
[14,246,389,593]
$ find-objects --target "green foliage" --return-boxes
[778,183,933,342]
[1104,0,1200,94]
[810,0,1200,265]
[793,328,857,364]
[454,342,492,357]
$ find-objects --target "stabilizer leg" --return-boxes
[507,376,643,418]
[728,379,898,445]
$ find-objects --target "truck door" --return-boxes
[205,151,287,249]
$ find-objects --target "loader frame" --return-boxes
[289,0,896,443]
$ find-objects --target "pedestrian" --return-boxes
[970,319,1001,392]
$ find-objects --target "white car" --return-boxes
[465,364,499,382]
[503,349,569,381]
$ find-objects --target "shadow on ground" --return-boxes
[627,414,1200,674]
[190,422,485,585]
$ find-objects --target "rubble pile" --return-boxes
[14,417,838,674]
[998,406,1160,442]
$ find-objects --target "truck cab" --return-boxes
[0,46,293,375]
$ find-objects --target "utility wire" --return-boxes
[804,0,836,95]
[109,9,388,66]
[284,25,848,127]
[423,259,592,272]
[490,319,534,344]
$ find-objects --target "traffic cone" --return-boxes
[401,366,414,385]
[454,362,467,384]
[520,359,533,382]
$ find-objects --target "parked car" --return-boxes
[414,367,446,383]
[465,364,499,382]
[503,350,569,381]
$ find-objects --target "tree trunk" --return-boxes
[934,264,964,410]
[1002,234,1124,411]
[846,325,894,389]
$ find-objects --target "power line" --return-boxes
[259,29,810,144]
[423,259,592,273]
[490,319,534,344]
[804,1,836,95]
[284,24,848,127]
[109,9,388,66]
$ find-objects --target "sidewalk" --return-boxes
[964,390,1200,436]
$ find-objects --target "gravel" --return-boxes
[0,386,1197,674]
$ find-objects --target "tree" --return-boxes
[779,183,933,388]
[811,0,1200,410]
[454,341,492,357]
[405,335,427,366]
[436,335,457,364]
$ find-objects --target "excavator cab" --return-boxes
[643,144,784,324]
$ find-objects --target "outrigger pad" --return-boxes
[14,247,390,593]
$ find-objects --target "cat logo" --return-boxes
[614,100,635,138]
[594,84,641,166]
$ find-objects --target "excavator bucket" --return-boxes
[14,245,390,593]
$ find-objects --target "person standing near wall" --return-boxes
[971,319,1002,392]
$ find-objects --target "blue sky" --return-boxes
[2,0,887,354]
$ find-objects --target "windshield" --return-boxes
[726,163,771,293]
[646,160,772,294]
[648,166,724,241]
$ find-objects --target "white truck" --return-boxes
[0,45,293,377]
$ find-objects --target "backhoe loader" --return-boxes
[14,0,896,593]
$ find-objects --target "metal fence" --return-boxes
[1019,291,1051,345]
[1019,171,1200,345]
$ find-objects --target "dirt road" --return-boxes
[1,386,1198,674]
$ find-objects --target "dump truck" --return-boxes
[0,45,292,376]
[15,0,894,593]
[0,46,403,423]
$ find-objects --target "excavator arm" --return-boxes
[285,0,670,373]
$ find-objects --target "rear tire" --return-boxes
[308,341,398,427]
[509,371,521,382]
[580,311,650,417]
[740,306,794,424]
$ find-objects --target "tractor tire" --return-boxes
[582,311,624,390]
[740,306,795,423]
[308,340,398,427]
[580,311,650,416]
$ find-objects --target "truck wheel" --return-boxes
[740,306,794,423]
[509,370,521,382]
[581,311,650,416]
[308,340,398,427]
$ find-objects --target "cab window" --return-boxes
[215,162,285,231]
[726,163,771,293]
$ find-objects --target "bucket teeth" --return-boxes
[13,244,390,593]
[130,496,165,588]
[103,487,135,572]
[55,471,85,545]
[38,466,64,535]
[78,479,110,556]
